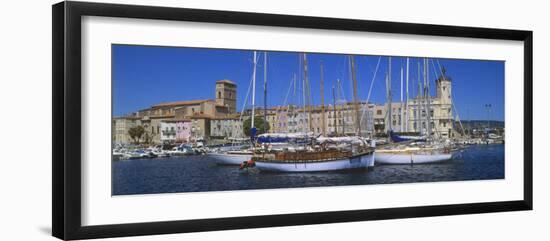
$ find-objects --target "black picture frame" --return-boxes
[52,1,533,240]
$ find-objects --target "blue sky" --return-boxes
[112,45,505,121]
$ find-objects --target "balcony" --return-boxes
[162,130,176,135]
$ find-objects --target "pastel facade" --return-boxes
[176,121,192,142]
[160,122,177,143]
[210,116,244,139]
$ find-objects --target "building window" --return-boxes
[218,91,221,98]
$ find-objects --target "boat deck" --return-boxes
[254,148,374,163]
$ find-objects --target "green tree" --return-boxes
[128,126,145,144]
[243,117,270,137]
[143,131,155,144]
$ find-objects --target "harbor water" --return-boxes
[112,144,504,196]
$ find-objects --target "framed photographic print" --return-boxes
[52,1,533,240]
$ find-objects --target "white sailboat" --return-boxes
[375,144,453,164]
[208,150,253,165]
[208,51,262,165]
[374,57,454,165]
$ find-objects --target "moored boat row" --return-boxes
[206,54,459,172]
[112,144,202,161]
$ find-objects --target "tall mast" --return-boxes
[400,64,404,132]
[405,57,409,132]
[332,85,337,136]
[251,51,257,129]
[263,51,267,132]
[293,73,296,106]
[337,79,345,135]
[320,61,326,136]
[302,53,312,132]
[301,54,306,133]
[387,57,392,133]
[350,55,361,136]
[292,74,297,132]
[417,60,422,134]
[424,58,431,138]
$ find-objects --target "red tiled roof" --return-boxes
[149,114,175,119]
[211,115,241,120]
[152,99,213,108]
[163,118,191,122]
[189,114,214,119]
[113,116,141,120]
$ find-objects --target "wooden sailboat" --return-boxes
[254,54,375,172]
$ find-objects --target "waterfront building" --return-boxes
[287,109,309,133]
[373,105,386,136]
[272,107,289,133]
[113,116,141,145]
[114,80,237,144]
[175,120,192,143]
[324,103,374,137]
[160,121,177,143]
[210,115,244,139]
[265,112,277,133]
[189,115,211,141]
[160,119,193,143]
[133,80,237,120]
[139,116,173,144]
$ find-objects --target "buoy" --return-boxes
[247,159,256,167]
[239,159,255,170]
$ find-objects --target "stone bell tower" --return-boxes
[435,66,454,138]
[215,79,237,113]
[436,67,452,105]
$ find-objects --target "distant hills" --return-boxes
[455,120,504,129]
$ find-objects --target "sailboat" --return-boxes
[208,149,253,165]
[375,144,452,164]
[253,54,375,172]
[375,57,454,165]
[208,51,263,165]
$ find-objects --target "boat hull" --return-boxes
[375,152,452,164]
[255,152,375,172]
[207,153,252,165]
